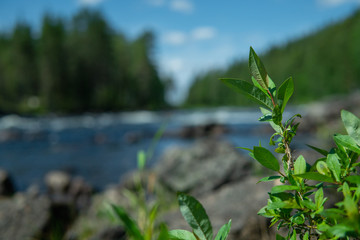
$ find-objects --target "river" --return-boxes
[0,107,298,191]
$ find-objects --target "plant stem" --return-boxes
[267,89,276,107]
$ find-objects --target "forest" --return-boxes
[0,9,169,114]
[185,10,360,107]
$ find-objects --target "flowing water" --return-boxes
[0,108,298,191]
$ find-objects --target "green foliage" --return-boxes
[104,126,170,240]
[221,47,360,239]
[170,193,231,240]
[186,10,360,107]
[0,9,169,114]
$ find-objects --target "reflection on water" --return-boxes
[0,108,286,191]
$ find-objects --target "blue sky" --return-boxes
[1,0,360,103]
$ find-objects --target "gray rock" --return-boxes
[155,140,252,196]
[45,170,71,194]
[0,193,51,240]
[0,169,15,196]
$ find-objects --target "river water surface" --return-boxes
[0,108,298,191]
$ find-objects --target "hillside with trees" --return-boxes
[0,9,169,114]
[185,9,360,107]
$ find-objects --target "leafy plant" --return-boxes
[169,193,232,240]
[220,47,360,239]
[105,125,170,240]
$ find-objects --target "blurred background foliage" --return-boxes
[1,9,360,114]
[0,9,168,114]
[184,10,360,107]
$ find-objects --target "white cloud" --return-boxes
[163,31,187,45]
[162,27,216,46]
[164,58,184,75]
[78,0,105,6]
[317,0,360,7]
[146,0,165,7]
[170,0,194,13]
[191,27,216,40]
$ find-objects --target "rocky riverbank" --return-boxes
[0,138,282,240]
[1,93,358,240]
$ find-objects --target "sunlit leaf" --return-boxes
[177,193,213,240]
[253,146,280,171]
[257,176,281,183]
[249,47,269,90]
[294,172,335,183]
[345,175,360,185]
[316,161,331,177]
[168,230,197,240]
[277,77,294,113]
[333,134,360,154]
[294,155,306,175]
[341,110,360,145]
[214,220,232,240]
[220,78,274,109]
[326,153,341,182]
[271,185,300,194]
[315,188,324,209]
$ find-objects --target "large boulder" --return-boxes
[154,140,252,196]
[0,193,51,240]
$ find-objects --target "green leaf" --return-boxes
[253,146,280,171]
[271,185,300,194]
[177,193,213,240]
[277,77,294,113]
[276,234,286,240]
[341,110,360,145]
[258,114,272,122]
[326,153,341,182]
[302,199,317,210]
[257,176,281,183]
[290,230,297,240]
[291,214,305,224]
[168,230,197,240]
[220,78,274,109]
[267,200,300,209]
[303,232,309,240]
[316,161,331,177]
[260,107,282,132]
[106,204,144,240]
[272,105,282,125]
[333,134,360,154]
[306,144,328,156]
[249,47,268,90]
[214,220,232,240]
[345,175,360,185]
[294,155,306,175]
[315,188,324,209]
[158,224,169,240]
[294,172,335,183]
[137,150,146,170]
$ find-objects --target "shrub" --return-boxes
[219,47,360,239]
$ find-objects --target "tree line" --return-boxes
[185,9,360,107]
[0,9,169,114]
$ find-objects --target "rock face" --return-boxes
[0,193,51,240]
[155,140,252,196]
